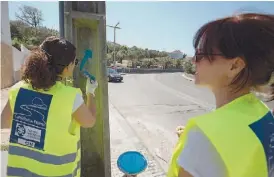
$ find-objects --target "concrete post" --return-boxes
[113,28,116,66]
[63,2,110,176]
[64,2,73,42]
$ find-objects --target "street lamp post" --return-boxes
[107,22,121,67]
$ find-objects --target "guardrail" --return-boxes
[116,68,184,74]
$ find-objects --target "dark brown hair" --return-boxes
[22,36,76,90]
[193,13,274,99]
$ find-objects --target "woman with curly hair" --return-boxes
[1,36,98,177]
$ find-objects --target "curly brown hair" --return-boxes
[22,36,76,90]
[193,13,274,100]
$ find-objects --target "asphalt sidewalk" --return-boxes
[109,102,166,177]
[0,87,166,177]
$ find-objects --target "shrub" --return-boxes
[183,60,195,74]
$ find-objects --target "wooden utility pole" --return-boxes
[62,2,111,176]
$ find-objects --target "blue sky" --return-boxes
[8,1,274,56]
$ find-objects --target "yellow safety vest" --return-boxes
[168,93,273,177]
[7,81,82,177]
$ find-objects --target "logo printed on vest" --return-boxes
[249,111,274,176]
[10,88,53,151]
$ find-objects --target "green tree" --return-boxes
[15,5,43,30]
[116,49,128,63]
[176,59,182,69]
[10,19,58,49]
[10,21,23,40]
[12,38,22,51]
[105,38,187,68]
[183,60,195,74]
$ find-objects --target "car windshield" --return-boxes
[108,68,118,74]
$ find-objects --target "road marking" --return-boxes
[151,74,215,111]
[181,73,194,81]
[158,73,196,90]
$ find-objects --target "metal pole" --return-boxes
[107,22,121,68]
[113,28,116,66]
[59,1,64,38]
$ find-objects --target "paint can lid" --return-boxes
[117,151,148,175]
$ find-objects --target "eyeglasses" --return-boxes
[74,58,79,66]
[193,53,224,62]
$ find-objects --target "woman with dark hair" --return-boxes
[1,36,98,177]
[168,13,274,177]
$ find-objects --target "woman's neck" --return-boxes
[212,87,250,109]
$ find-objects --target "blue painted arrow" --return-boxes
[83,70,96,83]
[79,49,96,82]
[80,49,93,71]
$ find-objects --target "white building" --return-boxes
[1,1,14,88]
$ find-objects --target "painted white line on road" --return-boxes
[153,72,196,91]
[181,73,194,81]
[151,75,215,111]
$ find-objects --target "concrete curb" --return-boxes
[181,73,194,81]
[1,129,10,151]
[1,144,9,151]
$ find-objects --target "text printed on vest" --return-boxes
[10,88,53,151]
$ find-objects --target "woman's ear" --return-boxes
[228,57,246,77]
[230,57,245,71]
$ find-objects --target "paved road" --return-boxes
[1,73,273,175]
[108,72,274,172]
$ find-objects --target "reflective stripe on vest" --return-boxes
[8,141,80,165]
[168,93,270,177]
[7,160,80,177]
